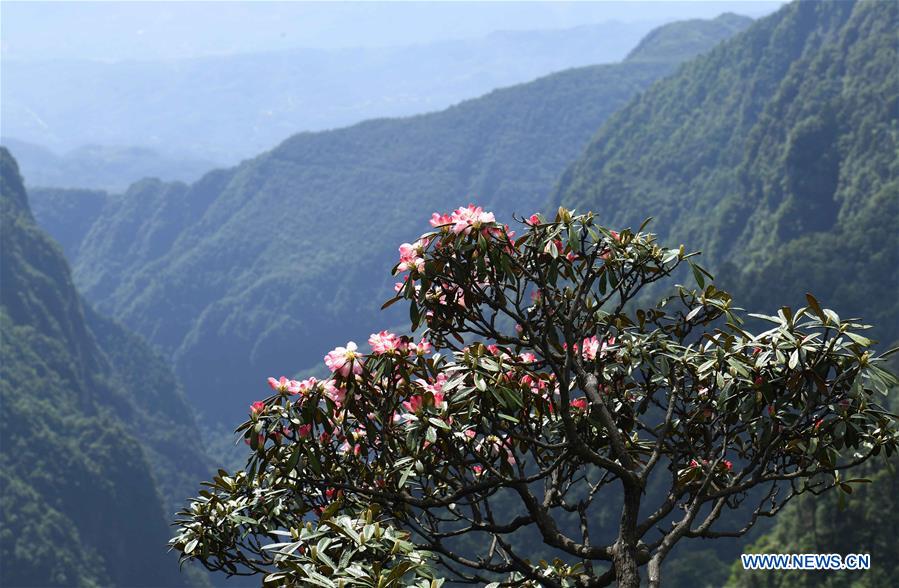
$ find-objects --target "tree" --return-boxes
[171,206,899,587]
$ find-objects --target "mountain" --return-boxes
[0,148,210,586]
[555,0,898,345]
[0,137,216,192]
[3,20,677,163]
[28,15,752,425]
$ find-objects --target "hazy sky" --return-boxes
[2,1,785,62]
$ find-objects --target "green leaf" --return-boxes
[381,296,403,310]
[690,262,706,289]
[428,417,450,430]
[805,293,826,321]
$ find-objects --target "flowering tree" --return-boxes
[171,206,898,587]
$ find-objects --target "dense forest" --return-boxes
[551,2,899,582]
[555,0,898,347]
[29,14,752,427]
[0,148,211,586]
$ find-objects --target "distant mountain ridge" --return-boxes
[0,136,216,192]
[2,19,665,163]
[27,15,753,425]
[0,148,211,586]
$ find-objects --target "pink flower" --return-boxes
[250,401,266,415]
[397,239,428,274]
[268,376,303,394]
[323,380,347,405]
[570,398,588,411]
[722,460,733,472]
[582,336,600,361]
[297,424,313,438]
[518,352,537,364]
[409,337,432,356]
[689,459,700,469]
[422,373,448,395]
[368,330,406,355]
[526,213,541,226]
[472,465,484,476]
[580,335,615,361]
[295,377,318,395]
[403,395,424,414]
[429,212,452,228]
[324,342,363,376]
[450,204,495,235]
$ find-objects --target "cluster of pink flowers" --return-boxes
[397,374,449,420]
[419,372,448,395]
[402,390,445,414]
[397,238,429,274]
[410,338,433,356]
[267,375,318,395]
[565,335,616,361]
[324,342,363,377]
[368,330,405,355]
[569,397,589,411]
[431,204,495,235]
[323,380,347,405]
[367,330,433,357]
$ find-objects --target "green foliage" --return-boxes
[624,13,752,63]
[725,354,899,588]
[0,148,211,586]
[24,17,752,425]
[26,186,108,262]
[555,0,898,346]
[173,208,898,587]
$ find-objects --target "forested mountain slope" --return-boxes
[0,148,210,586]
[29,15,751,424]
[555,0,898,345]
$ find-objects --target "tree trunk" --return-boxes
[613,540,641,588]
[613,481,643,588]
